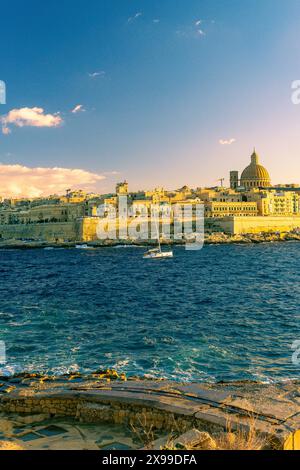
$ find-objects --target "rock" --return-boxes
[15,414,50,425]
[173,429,217,450]
[92,369,125,381]
[1,385,16,393]
[0,440,24,450]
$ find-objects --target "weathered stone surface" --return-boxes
[0,374,299,448]
[174,429,217,450]
[224,396,299,422]
[174,385,232,404]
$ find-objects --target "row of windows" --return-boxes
[208,206,256,212]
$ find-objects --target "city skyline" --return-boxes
[1,0,300,197]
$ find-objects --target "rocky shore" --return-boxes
[0,371,299,450]
[0,230,300,250]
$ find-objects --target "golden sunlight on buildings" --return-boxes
[0,150,300,242]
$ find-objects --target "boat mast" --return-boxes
[156,196,161,252]
[157,222,161,252]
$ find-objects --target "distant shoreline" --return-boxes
[0,231,300,250]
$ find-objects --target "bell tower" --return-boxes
[230,171,239,190]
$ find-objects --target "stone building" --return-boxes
[205,201,258,217]
[230,150,271,190]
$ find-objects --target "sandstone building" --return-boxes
[0,150,300,242]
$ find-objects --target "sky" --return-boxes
[1,0,300,197]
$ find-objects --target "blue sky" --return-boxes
[1,0,300,196]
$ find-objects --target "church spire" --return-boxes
[251,148,259,164]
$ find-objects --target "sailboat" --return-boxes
[143,246,173,259]
[143,220,173,259]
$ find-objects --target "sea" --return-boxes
[0,242,299,383]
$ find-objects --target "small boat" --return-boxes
[75,244,93,249]
[143,219,173,259]
[143,247,173,259]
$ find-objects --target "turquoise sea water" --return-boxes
[0,243,299,383]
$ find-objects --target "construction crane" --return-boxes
[218,178,225,187]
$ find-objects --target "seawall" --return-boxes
[207,215,300,234]
[0,221,81,243]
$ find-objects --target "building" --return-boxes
[230,150,271,190]
[116,181,128,195]
[205,201,258,217]
[1,146,300,241]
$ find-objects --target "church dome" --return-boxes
[240,150,271,189]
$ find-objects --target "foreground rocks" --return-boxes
[0,373,299,450]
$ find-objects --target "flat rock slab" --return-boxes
[223,396,298,422]
[0,376,299,442]
[0,414,139,450]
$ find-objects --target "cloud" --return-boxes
[219,138,236,146]
[88,71,106,79]
[196,29,206,36]
[128,12,142,23]
[0,164,106,198]
[153,19,160,24]
[1,107,63,134]
[2,126,11,135]
[71,104,85,114]
[102,170,121,176]
[176,25,206,39]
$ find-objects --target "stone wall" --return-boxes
[0,376,296,448]
[211,216,300,235]
[81,217,101,242]
[0,396,217,435]
[0,221,81,242]
[1,214,300,242]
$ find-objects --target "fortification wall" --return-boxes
[81,217,100,242]
[233,216,300,234]
[213,216,300,235]
[1,215,300,241]
[0,221,81,242]
[205,217,234,234]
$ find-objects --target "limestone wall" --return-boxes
[205,217,234,234]
[1,215,300,241]
[233,216,300,234]
[0,221,81,242]
[81,217,100,242]
[213,216,300,235]
[0,396,213,435]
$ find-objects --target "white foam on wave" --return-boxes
[0,364,22,377]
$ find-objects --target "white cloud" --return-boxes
[128,12,142,23]
[71,104,85,114]
[2,126,11,135]
[197,29,206,36]
[88,71,106,79]
[103,170,121,176]
[219,138,236,146]
[1,107,63,134]
[176,26,206,39]
[0,164,106,198]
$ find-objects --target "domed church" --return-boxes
[230,150,271,190]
